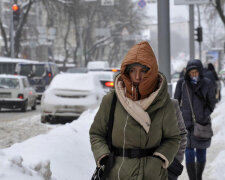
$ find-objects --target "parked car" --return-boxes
[0,74,37,112]
[40,73,105,123]
[15,61,59,101]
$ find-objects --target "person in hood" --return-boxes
[174,59,216,180]
[90,41,181,180]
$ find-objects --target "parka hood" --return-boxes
[120,41,159,100]
[184,59,204,80]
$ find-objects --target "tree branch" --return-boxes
[215,0,225,26]
[0,19,9,56]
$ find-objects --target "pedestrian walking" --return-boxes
[174,59,216,180]
[90,41,181,180]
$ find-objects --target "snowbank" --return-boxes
[1,109,97,180]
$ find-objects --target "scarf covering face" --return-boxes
[120,41,159,101]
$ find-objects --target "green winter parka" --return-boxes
[89,73,181,180]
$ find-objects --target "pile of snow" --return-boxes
[207,86,225,180]
[0,109,97,180]
[1,86,225,180]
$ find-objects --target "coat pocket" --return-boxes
[145,156,164,179]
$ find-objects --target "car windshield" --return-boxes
[0,78,20,88]
[19,64,33,76]
[34,64,45,76]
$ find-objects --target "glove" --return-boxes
[99,155,109,166]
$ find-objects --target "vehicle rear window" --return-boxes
[34,64,45,76]
[0,78,20,88]
[0,63,16,74]
[20,64,33,76]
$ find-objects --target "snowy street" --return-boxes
[0,86,224,179]
[0,106,55,149]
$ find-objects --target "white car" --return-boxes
[0,74,37,112]
[41,73,105,123]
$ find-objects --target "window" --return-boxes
[0,78,20,88]
[22,78,30,88]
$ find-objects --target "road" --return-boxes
[0,105,55,149]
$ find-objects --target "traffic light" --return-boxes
[195,27,203,42]
[12,4,20,25]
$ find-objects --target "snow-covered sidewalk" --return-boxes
[1,87,225,180]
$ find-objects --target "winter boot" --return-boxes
[186,163,196,180]
[196,162,205,180]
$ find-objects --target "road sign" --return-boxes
[174,0,211,5]
[121,27,129,36]
[138,0,146,8]
[207,51,219,62]
[101,0,114,6]
[146,0,156,3]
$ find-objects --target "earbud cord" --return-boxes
[117,114,129,180]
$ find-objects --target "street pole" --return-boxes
[79,27,84,67]
[10,3,15,58]
[157,0,172,96]
[197,5,202,60]
[189,5,195,60]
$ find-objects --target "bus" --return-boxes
[14,61,59,101]
[0,56,35,75]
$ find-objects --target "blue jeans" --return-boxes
[185,148,206,163]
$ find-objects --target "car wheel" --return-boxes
[31,101,36,110]
[21,101,28,112]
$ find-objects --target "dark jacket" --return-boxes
[168,99,187,180]
[171,99,187,163]
[174,59,216,149]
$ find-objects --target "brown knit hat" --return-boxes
[120,41,158,100]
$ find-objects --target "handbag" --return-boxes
[168,158,183,177]
[91,93,117,180]
[185,84,213,139]
[91,166,104,180]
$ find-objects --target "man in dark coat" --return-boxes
[174,59,216,180]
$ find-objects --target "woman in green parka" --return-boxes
[89,41,181,180]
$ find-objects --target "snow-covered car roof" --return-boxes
[48,73,101,91]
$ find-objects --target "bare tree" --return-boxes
[14,0,35,57]
[213,0,225,26]
[0,0,35,57]
[0,18,9,56]
[42,0,148,67]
